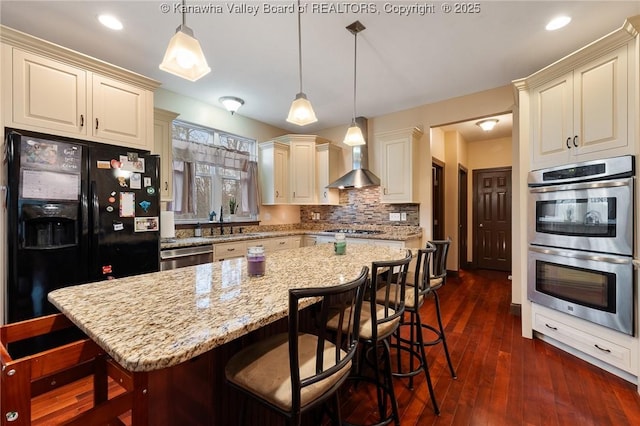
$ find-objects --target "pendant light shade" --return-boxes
[344,119,366,146]
[159,1,211,82]
[286,0,317,126]
[287,93,318,126]
[343,21,366,147]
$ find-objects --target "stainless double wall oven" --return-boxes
[528,156,635,335]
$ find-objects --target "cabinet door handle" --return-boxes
[165,182,168,190]
[545,323,558,331]
[573,135,579,148]
[227,248,235,252]
[594,344,611,353]
[95,118,99,130]
[566,137,571,149]
[80,114,84,127]
[276,190,279,198]
[323,191,327,198]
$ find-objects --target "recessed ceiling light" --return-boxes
[98,14,123,31]
[546,16,571,31]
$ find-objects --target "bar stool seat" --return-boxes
[225,267,369,426]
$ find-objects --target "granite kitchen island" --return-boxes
[47,243,411,425]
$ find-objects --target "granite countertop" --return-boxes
[161,228,422,250]
[49,244,410,372]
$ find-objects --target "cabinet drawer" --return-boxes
[261,237,290,252]
[213,241,246,261]
[533,311,632,373]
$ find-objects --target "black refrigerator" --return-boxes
[6,128,161,327]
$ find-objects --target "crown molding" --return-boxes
[0,25,161,91]
[517,15,638,91]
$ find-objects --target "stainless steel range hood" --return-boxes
[327,117,380,189]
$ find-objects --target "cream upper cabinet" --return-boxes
[2,26,159,151]
[289,136,317,204]
[530,43,631,169]
[91,74,150,149]
[316,143,342,205]
[11,49,88,135]
[153,108,179,202]
[259,135,337,206]
[376,127,423,203]
[259,141,289,204]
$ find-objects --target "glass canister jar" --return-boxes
[334,233,346,255]
[247,246,266,276]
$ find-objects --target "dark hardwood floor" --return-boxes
[32,269,640,425]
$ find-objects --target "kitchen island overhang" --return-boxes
[48,244,411,373]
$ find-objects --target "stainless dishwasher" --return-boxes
[160,245,214,270]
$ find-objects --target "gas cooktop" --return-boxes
[324,229,384,235]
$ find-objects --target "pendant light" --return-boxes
[159,0,211,82]
[343,21,366,146]
[286,0,317,126]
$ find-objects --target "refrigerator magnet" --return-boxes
[106,206,114,213]
[143,177,151,187]
[96,160,111,169]
[119,192,135,217]
[113,222,124,231]
[146,187,156,195]
[119,155,145,173]
[130,173,142,189]
[135,216,159,232]
[117,176,128,187]
[139,200,151,213]
[108,196,116,203]
[110,159,121,169]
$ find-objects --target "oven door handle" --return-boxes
[528,179,632,193]
[529,245,631,265]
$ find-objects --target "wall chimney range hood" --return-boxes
[327,117,380,189]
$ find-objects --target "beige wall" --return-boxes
[430,127,446,163]
[154,88,301,225]
[465,136,513,262]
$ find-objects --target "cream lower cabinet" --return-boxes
[213,236,301,261]
[376,127,423,203]
[315,235,417,250]
[213,241,246,261]
[532,303,637,377]
[2,27,159,151]
[154,108,179,202]
[529,42,632,169]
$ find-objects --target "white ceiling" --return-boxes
[1,1,638,140]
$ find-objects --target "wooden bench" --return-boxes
[1,313,148,425]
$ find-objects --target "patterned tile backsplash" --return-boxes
[173,187,420,238]
[300,187,420,226]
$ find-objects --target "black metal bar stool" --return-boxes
[386,245,440,415]
[425,238,457,379]
[331,251,413,426]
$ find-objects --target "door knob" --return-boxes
[479,223,484,228]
